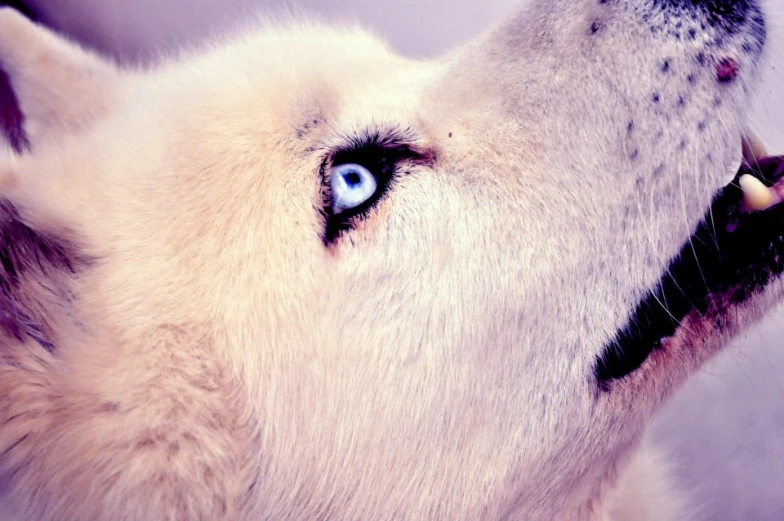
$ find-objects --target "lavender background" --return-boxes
[19,0,784,518]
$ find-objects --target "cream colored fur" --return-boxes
[0,2,773,520]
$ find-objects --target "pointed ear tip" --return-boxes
[0,8,116,76]
[0,5,122,148]
[0,7,54,67]
[0,0,36,18]
[0,5,36,34]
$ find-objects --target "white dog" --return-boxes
[0,1,778,519]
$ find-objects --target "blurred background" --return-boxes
[8,0,784,518]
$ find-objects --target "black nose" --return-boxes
[682,0,751,25]
[657,0,765,49]
[658,0,748,21]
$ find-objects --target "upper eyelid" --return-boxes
[320,128,437,172]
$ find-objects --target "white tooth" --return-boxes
[740,174,776,212]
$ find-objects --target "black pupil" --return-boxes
[344,171,362,187]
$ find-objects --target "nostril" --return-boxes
[716,57,738,83]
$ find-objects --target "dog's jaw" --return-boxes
[597,154,784,388]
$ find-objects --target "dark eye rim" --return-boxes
[318,128,436,245]
[319,153,398,245]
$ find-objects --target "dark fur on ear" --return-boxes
[0,0,33,152]
[0,68,27,153]
[0,200,83,351]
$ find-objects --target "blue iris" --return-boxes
[330,163,378,214]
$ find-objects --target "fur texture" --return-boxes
[0,1,775,519]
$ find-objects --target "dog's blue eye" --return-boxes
[330,163,378,213]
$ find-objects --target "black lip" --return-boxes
[596,155,784,388]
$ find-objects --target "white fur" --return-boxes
[0,2,773,519]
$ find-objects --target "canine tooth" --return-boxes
[740,174,778,212]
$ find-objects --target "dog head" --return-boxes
[0,1,774,519]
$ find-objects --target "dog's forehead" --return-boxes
[287,68,437,146]
[175,29,444,149]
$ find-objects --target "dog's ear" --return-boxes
[0,8,120,151]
